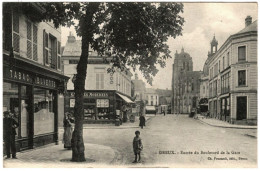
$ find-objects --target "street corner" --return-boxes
[3,143,116,168]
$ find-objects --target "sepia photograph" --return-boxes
[1,1,258,168]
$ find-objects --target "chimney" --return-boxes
[245,16,252,27]
[68,31,76,43]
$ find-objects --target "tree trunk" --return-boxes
[71,3,100,162]
[71,34,89,162]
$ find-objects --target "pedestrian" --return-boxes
[63,112,74,149]
[163,110,166,116]
[132,130,143,163]
[3,111,19,159]
[139,114,146,129]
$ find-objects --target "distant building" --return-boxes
[132,73,146,101]
[171,48,201,114]
[62,33,134,122]
[156,88,172,114]
[207,16,257,125]
[145,88,159,106]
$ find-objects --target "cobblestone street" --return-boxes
[4,115,257,168]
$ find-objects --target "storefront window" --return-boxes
[21,85,30,138]
[3,82,19,139]
[34,88,54,135]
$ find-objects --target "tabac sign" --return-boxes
[4,68,33,84]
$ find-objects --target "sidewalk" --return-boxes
[196,115,257,129]
[4,142,116,168]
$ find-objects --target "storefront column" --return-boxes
[28,85,34,149]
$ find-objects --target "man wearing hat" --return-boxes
[3,111,19,159]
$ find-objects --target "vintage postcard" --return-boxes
[2,1,258,168]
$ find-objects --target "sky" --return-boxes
[61,2,258,90]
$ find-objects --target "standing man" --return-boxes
[3,111,19,159]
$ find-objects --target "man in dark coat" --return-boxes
[3,111,19,159]
[139,114,146,129]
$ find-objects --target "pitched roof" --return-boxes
[235,20,257,35]
[145,88,157,94]
[62,40,97,57]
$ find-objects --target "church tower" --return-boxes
[210,34,218,54]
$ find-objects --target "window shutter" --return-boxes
[27,21,32,59]
[33,25,38,61]
[43,30,49,65]
[3,8,12,51]
[13,11,20,52]
[57,41,61,70]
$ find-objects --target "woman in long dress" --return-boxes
[63,113,74,149]
[139,114,146,129]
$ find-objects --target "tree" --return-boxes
[39,2,184,161]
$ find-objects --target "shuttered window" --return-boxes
[33,25,38,61]
[238,46,246,61]
[57,41,61,70]
[13,11,20,52]
[27,21,32,59]
[43,30,49,65]
[3,7,12,51]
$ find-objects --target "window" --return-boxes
[69,60,79,64]
[227,52,230,66]
[13,11,20,53]
[49,35,57,69]
[238,46,246,61]
[3,9,12,51]
[27,21,38,61]
[34,88,54,135]
[96,73,104,90]
[238,70,246,86]
[57,41,61,70]
[223,56,225,70]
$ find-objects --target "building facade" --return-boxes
[62,34,134,121]
[3,3,69,151]
[208,16,257,125]
[171,48,201,114]
[132,73,146,101]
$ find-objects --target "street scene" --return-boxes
[2,2,258,168]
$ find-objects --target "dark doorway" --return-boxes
[237,96,247,120]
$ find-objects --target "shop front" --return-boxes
[3,56,68,152]
[66,90,134,124]
[220,95,230,122]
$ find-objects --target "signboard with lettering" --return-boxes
[69,92,109,97]
[4,68,33,84]
[96,99,109,108]
[4,67,57,89]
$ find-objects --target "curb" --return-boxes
[197,118,257,129]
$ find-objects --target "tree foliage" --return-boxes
[42,2,184,84]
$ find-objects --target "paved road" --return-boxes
[78,114,257,167]
[4,114,257,168]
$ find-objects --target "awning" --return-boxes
[116,93,134,104]
[145,106,156,111]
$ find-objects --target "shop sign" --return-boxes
[7,69,33,83]
[35,76,56,88]
[97,99,109,108]
[69,92,108,97]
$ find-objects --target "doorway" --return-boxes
[237,96,247,120]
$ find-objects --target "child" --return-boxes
[132,130,143,163]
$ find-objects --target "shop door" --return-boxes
[237,96,247,120]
